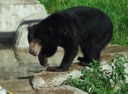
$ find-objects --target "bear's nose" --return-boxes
[29,48,39,56]
[29,48,33,54]
[29,48,35,54]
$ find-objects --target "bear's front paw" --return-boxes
[47,66,67,72]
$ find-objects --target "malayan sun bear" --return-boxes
[27,6,113,72]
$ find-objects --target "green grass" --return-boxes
[63,54,128,94]
[39,0,128,46]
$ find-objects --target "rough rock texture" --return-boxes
[32,70,82,90]
[0,0,48,63]
[0,64,86,94]
[0,0,47,39]
[0,48,17,66]
[38,85,88,94]
[0,0,39,4]
[101,45,128,64]
[0,79,35,94]
[0,43,17,66]
[0,80,88,94]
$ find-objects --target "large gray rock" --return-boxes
[32,70,82,89]
[39,85,88,94]
[0,0,47,39]
[0,0,48,63]
[0,0,39,4]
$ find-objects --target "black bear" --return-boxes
[27,6,113,72]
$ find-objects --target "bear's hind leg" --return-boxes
[78,46,101,66]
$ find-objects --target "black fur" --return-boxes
[28,6,113,72]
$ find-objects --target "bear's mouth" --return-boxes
[29,50,40,56]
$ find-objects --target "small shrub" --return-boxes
[63,54,128,94]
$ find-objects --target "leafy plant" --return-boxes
[63,54,128,94]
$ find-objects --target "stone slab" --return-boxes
[0,2,47,39]
[0,0,39,4]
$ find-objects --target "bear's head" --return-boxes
[27,24,51,56]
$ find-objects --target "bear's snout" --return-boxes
[29,48,39,56]
[29,39,42,56]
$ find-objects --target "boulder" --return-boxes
[38,85,88,94]
[0,0,48,63]
[0,0,47,39]
[31,70,82,89]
